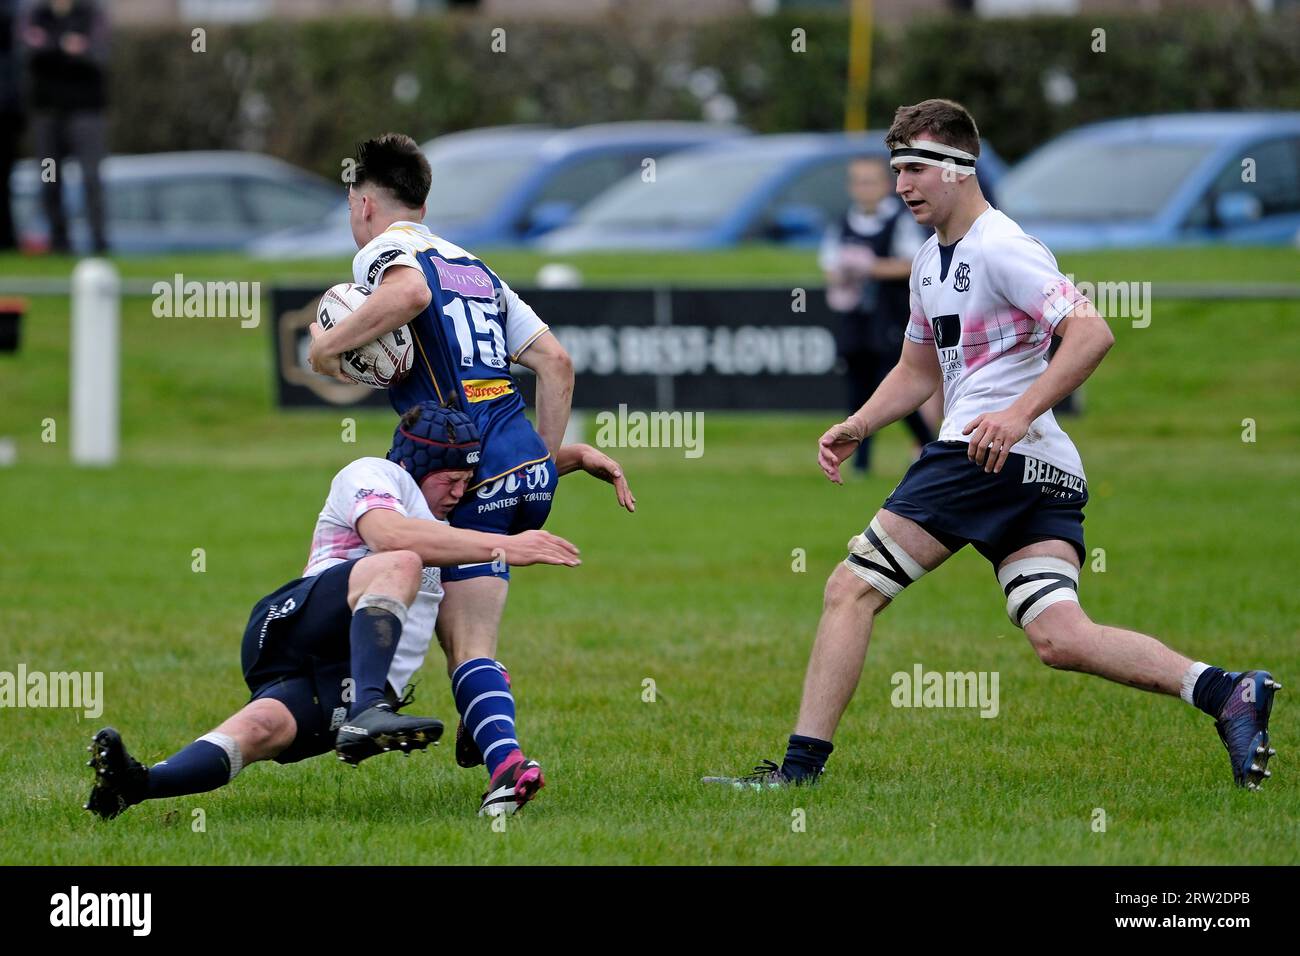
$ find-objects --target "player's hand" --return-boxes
[307,321,351,384]
[962,407,1031,474]
[817,416,867,485]
[578,447,636,513]
[501,530,581,568]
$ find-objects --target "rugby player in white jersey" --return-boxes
[706,99,1280,792]
[85,404,631,819]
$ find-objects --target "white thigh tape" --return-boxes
[844,517,927,599]
[997,557,1079,629]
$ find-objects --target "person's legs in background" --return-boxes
[843,347,876,473]
[69,110,108,254]
[31,110,69,253]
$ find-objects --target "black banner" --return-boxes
[271,286,845,411]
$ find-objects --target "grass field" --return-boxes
[1,246,1298,865]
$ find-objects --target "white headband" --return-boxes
[889,139,977,176]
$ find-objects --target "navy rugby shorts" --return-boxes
[239,559,357,765]
[443,458,558,583]
[882,441,1087,567]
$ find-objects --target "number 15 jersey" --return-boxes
[353,221,551,490]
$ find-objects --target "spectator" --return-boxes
[820,155,935,475]
[0,0,23,251]
[21,0,109,254]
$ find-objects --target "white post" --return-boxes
[71,258,120,466]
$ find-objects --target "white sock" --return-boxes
[197,731,244,780]
[1180,661,1210,707]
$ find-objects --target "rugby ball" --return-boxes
[315,282,414,389]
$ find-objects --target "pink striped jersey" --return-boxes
[906,206,1092,480]
[304,456,442,696]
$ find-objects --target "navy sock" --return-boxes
[146,739,235,799]
[1192,667,1239,717]
[350,603,404,716]
[451,658,518,776]
[780,734,833,783]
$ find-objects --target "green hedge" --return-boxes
[91,10,1300,180]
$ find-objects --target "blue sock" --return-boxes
[350,599,406,716]
[780,734,833,784]
[451,658,518,776]
[146,735,241,799]
[1193,666,1238,717]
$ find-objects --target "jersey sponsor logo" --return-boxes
[475,463,551,500]
[462,378,514,403]
[367,249,402,284]
[478,472,522,499]
[523,461,550,490]
[953,262,971,292]
[432,257,496,300]
[931,313,963,383]
[921,276,932,286]
[354,488,397,501]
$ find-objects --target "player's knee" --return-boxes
[389,549,422,583]
[1025,604,1092,671]
[837,517,926,609]
[374,549,422,601]
[824,562,890,616]
[237,699,295,753]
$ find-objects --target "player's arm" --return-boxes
[308,266,431,382]
[964,300,1114,474]
[817,339,940,485]
[555,443,636,513]
[514,330,574,462]
[355,509,580,568]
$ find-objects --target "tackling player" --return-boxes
[306,134,626,814]
[85,403,630,819]
[706,99,1280,792]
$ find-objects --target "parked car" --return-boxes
[539,131,1007,252]
[10,151,340,254]
[996,112,1300,250]
[248,122,748,258]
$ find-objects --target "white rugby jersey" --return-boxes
[304,457,442,696]
[906,206,1092,479]
[351,221,548,359]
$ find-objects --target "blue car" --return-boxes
[996,112,1300,251]
[248,122,748,258]
[540,131,1007,252]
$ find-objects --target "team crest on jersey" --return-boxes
[953,262,971,292]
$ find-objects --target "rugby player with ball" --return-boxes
[85,404,631,819]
